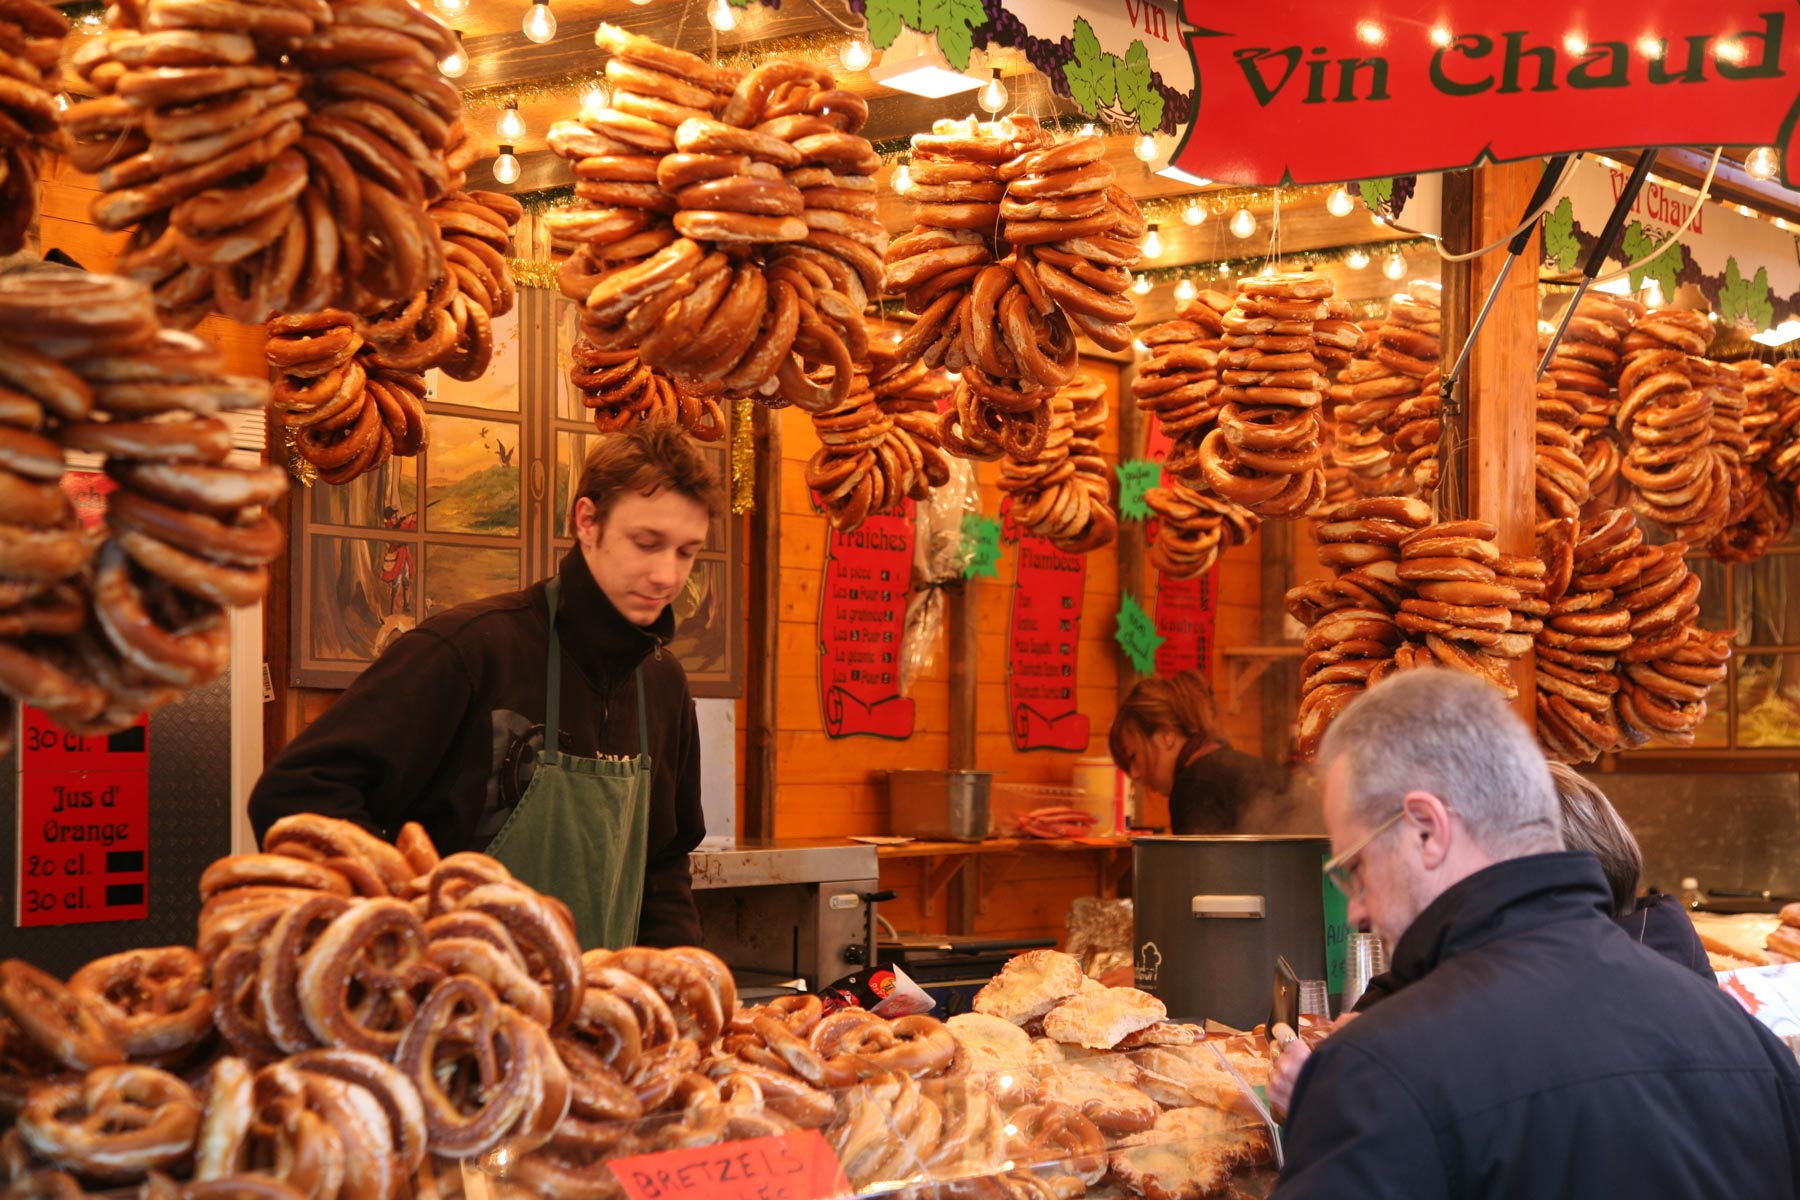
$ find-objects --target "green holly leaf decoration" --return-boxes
[1718,257,1775,329]
[1115,458,1162,522]
[1065,18,1116,117]
[917,0,986,70]
[961,512,1004,579]
[1543,197,1580,273]
[864,0,919,49]
[1114,592,1164,676]
[1618,220,1685,301]
[1358,178,1394,212]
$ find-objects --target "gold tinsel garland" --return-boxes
[505,256,560,290]
[282,422,317,487]
[730,396,756,515]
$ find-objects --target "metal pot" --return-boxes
[1133,835,1332,1029]
[887,770,993,841]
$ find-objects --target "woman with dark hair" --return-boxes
[1108,670,1287,834]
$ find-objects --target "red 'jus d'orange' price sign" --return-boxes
[15,706,151,927]
[608,1129,852,1200]
[1173,3,1800,185]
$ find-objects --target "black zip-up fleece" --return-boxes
[250,546,705,945]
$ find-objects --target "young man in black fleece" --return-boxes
[250,424,720,947]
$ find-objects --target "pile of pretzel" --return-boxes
[1130,293,1230,483]
[0,270,281,746]
[1615,308,1732,543]
[65,0,465,326]
[1371,284,1443,498]
[1533,509,1729,762]
[1196,272,1360,519]
[0,0,65,254]
[802,341,953,532]
[996,373,1118,553]
[547,26,883,441]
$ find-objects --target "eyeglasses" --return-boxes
[1323,808,1407,896]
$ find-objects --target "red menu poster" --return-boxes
[818,507,915,739]
[1154,564,1220,680]
[15,706,151,927]
[1007,536,1089,752]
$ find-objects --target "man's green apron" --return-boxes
[485,578,652,951]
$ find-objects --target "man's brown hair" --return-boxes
[569,423,725,532]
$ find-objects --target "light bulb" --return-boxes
[1132,338,1148,353]
[435,0,467,14]
[979,68,1008,115]
[1326,186,1355,217]
[1383,251,1406,280]
[497,104,525,141]
[582,82,609,116]
[708,0,737,32]
[1134,132,1158,162]
[1745,145,1780,181]
[522,0,556,43]
[493,145,520,185]
[52,92,68,112]
[1643,278,1665,307]
[1142,223,1162,259]
[1346,248,1371,269]
[1132,273,1151,295]
[892,155,913,195]
[439,31,467,77]
[1229,207,1256,239]
[1078,122,1095,138]
[1259,262,1276,276]
[1182,198,1205,226]
[840,36,872,72]
[1175,276,1197,301]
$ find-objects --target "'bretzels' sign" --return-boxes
[1171,2,1797,185]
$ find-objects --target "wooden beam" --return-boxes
[743,405,780,840]
[1443,162,1541,726]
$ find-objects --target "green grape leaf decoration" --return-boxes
[1543,197,1580,273]
[1358,178,1394,212]
[1618,221,1684,300]
[1115,459,1162,522]
[1065,18,1116,117]
[1718,257,1775,329]
[918,0,987,70]
[1115,592,1164,676]
[864,0,921,49]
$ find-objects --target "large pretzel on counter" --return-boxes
[296,897,442,1057]
[66,947,212,1061]
[17,1065,199,1182]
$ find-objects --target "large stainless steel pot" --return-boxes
[1133,835,1333,1029]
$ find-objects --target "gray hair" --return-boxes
[1317,671,1560,858]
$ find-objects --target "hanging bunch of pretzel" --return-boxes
[804,343,954,533]
[63,0,467,327]
[881,115,1144,555]
[1130,293,1230,483]
[1322,317,1405,499]
[1535,295,1639,518]
[0,0,65,255]
[1144,481,1258,581]
[0,271,282,745]
[546,27,883,445]
[1194,272,1360,520]
[1532,509,1728,762]
[1615,308,1732,542]
[1711,360,1796,562]
[1367,283,1442,498]
[997,373,1117,553]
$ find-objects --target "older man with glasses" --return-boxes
[1273,671,1800,1199]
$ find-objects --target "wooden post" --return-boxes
[1441,162,1542,725]
[1117,358,1148,704]
[743,407,780,840]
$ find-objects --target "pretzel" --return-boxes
[0,960,125,1072]
[296,897,442,1056]
[66,948,212,1061]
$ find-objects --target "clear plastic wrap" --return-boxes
[898,456,980,696]
[463,1040,1279,1200]
[1064,898,1137,984]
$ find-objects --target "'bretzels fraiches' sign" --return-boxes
[1171,2,1797,186]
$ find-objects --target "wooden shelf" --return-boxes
[1219,646,1305,713]
[878,837,1135,924]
